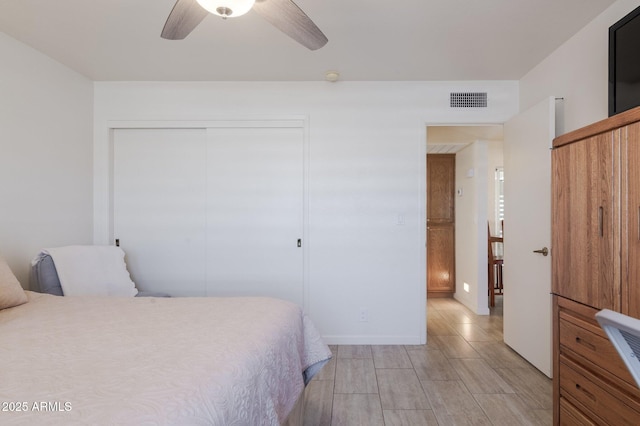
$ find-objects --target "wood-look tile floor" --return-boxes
[303,296,552,425]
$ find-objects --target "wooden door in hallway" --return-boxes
[427,154,455,296]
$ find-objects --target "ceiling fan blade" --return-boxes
[161,0,209,40]
[252,0,328,50]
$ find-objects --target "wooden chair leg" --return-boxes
[488,262,495,307]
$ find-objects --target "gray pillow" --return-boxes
[30,254,63,296]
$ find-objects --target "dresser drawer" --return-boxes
[560,356,640,425]
[559,397,596,426]
[559,312,634,384]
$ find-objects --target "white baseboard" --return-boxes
[322,335,424,345]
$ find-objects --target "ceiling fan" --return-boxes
[161,0,328,50]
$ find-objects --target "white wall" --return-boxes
[0,33,93,286]
[0,0,633,344]
[94,81,518,343]
[454,141,490,315]
[520,0,640,133]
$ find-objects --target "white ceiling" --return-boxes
[0,0,615,81]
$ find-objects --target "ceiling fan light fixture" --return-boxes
[196,0,255,18]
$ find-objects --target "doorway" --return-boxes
[425,125,504,315]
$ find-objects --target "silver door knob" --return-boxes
[533,247,549,256]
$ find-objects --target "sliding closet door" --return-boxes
[112,128,207,296]
[206,127,304,305]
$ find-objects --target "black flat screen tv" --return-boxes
[609,5,640,116]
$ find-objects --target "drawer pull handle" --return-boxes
[598,206,604,237]
[575,336,596,351]
[575,383,596,401]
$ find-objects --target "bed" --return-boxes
[0,255,332,425]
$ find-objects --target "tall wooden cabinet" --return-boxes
[552,129,619,311]
[427,154,456,296]
[624,121,640,318]
[552,107,640,425]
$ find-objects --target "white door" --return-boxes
[503,97,555,377]
[113,128,208,296]
[206,127,304,305]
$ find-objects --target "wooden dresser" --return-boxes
[552,106,640,424]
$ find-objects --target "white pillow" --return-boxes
[0,255,28,310]
[44,246,138,297]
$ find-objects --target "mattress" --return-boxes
[0,292,331,425]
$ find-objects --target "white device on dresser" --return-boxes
[596,309,640,388]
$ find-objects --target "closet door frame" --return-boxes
[98,117,309,310]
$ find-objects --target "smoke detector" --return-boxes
[325,71,340,82]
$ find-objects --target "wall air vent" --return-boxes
[450,92,488,108]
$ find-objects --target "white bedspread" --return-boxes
[0,292,331,425]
